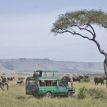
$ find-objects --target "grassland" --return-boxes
[0,80,107,107]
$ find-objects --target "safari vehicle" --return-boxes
[26,71,75,97]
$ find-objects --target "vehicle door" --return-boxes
[38,80,58,96]
[57,80,68,95]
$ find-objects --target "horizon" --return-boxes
[0,57,103,63]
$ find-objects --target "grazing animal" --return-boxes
[0,76,8,91]
[17,80,24,85]
[94,77,104,85]
[7,77,14,81]
[0,77,4,91]
[72,75,89,83]
[61,76,72,86]
[16,77,25,85]
[73,76,81,82]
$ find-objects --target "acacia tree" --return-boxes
[51,9,107,87]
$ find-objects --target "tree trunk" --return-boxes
[104,56,107,88]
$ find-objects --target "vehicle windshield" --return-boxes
[39,80,57,86]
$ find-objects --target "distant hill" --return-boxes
[0,58,104,74]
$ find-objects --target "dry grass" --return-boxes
[0,80,107,107]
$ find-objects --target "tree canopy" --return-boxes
[52,9,107,33]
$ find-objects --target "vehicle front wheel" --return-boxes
[45,92,53,98]
[67,91,72,97]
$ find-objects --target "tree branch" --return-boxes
[93,39,107,56]
[70,24,96,39]
[70,24,107,56]
[55,29,93,41]
[86,24,96,39]
[77,26,94,37]
[56,29,107,56]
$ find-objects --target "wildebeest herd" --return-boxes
[72,75,89,83]
[0,74,106,91]
[0,75,25,91]
[62,75,106,86]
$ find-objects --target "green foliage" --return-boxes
[88,88,106,99]
[52,9,107,33]
[78,87,107,99]
[78,87,88,99]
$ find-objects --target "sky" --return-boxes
[0,0,107,62]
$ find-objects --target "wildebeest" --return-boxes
[94,77,104,85]
[72,75,89,83]
[73,76,81,82]
[17,77,24,85]
[17,80,24,84]
[61,76,73,86]
[0,76,8,91]
[7,77,14,81]
[0,77,4,91]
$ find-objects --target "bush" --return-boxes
[88,88,106,99]
[78,87,88,99]
[88,88,96,96]
[78,87,107,99]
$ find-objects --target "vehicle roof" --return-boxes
[36,70,58,72]
[26,76,61,80]
[38,76,60,80]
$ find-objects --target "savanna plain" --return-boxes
[0,79,107,107]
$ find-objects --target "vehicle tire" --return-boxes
[45,92,52,98]
[67,91,72,97]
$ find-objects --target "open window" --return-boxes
[58,80,65,87]
[39,80,57,86]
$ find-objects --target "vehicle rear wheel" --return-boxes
[67,91,72,97]
[45,92,52,98]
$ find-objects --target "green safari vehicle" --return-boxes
[26,76,75,97]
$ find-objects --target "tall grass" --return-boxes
[0,81,107,107]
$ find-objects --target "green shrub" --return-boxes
[78,87,88,99]
[88,88,106,99]
[88,88,96,96]
[78,87,107,99]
